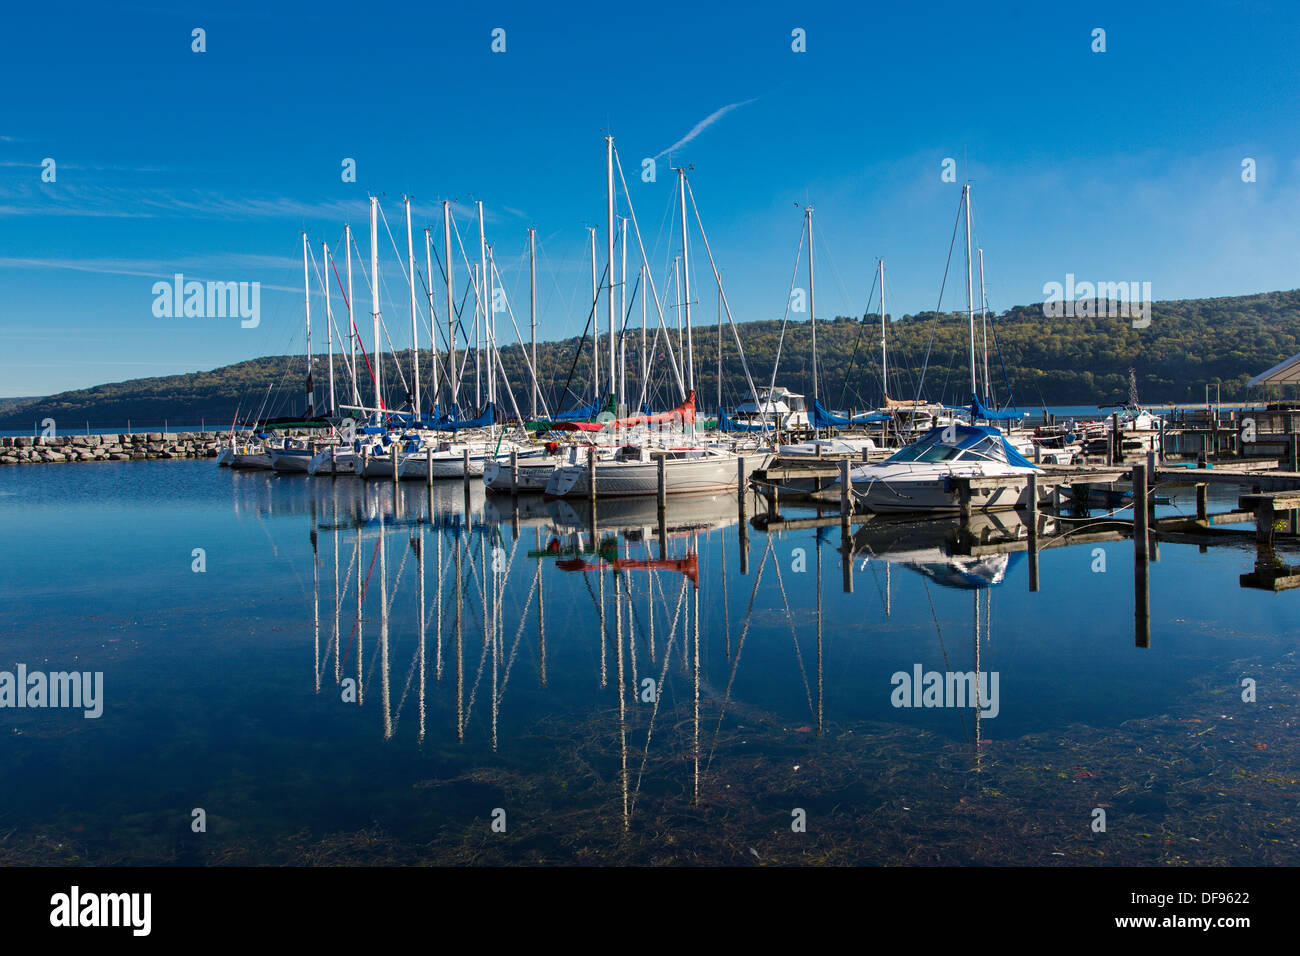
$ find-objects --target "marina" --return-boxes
[5,6,1300,924]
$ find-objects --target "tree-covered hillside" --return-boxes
[4,289,1299,428]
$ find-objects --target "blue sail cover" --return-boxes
[811,398,889,428]
[970,394,1023,422]
[432,403,496,431]
[553,397,605,421]
[719,410,772,433]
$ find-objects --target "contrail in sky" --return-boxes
[655,98,759,159]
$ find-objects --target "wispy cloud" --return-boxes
[0,184,484,226]
[654,98,759,159]
[0,255,304,293]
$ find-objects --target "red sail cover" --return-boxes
[607,389,695,430]
[550,420,606,432]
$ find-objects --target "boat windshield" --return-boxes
[886,433,1007,464]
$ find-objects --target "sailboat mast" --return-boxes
[473,263,481,408]
[486,244,497,406]
[529,226,537,420]
[369,197,382,415]
[880,258,887,403]
[425,228,440,408]
[302,231,314,417]
[346,224,358,407]
[323,241,335,416]
[979,247,990,407]
[678,169,694,397]
[443,201,457,409]
[639,263,647,395]
[807,207,817,406]
[606,135,616,409]
[964,184,976,401]
[716,284,722,417]
[478,202,492,408]
[405,197,420,417]
[589,226,599,402]
[619,215,627,416]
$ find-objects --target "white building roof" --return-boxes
[1249,352,1300,388]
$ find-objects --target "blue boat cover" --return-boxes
[719,410,772,433]
[432,403,497,431]
[969,394,1023,422]
[552,396,606,421]
[811,398,890,428]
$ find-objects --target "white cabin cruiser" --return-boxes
[830,424,1042,514]
[731,387,810,430]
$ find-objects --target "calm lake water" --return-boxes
[0,460,1296,865]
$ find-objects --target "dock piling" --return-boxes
[656,455,666,514]
[1028,474,1040,593]
[1134,462,1151,648]
[839,458,851,533]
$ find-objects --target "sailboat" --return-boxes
[545,150,770,498]
[835,185,1042,514]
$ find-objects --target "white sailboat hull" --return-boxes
[544,452,762,499]
[482,457,562,492]
[230,451,272,470]
[307,447,355,475]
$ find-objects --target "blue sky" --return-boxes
[1,0,1297,397]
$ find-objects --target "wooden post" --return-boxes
[1255,500,1276,555]
[1146,451,1157,519]
[391,442,400,491]
[510,449,519,495]
[1196,483,1208,522]
[1111,412,1120,464]
[839,458,851,533]
[736,457,747,513]
[1291,433,1299,472]
[656,455,666,514]
[463,448,471,492]
[587,445,597,507]
[426,446,433,488]
[1133,462,1150,648]
[1028,473,1039,593]
[1157,418,1165,465]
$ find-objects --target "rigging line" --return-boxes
[684,179,763,414]
[762,217,807,435]
[836,265,881,411]
[330,249,378,397]
[612,146,686,400]
[489,256,552,419]
[554,262,612,412]
[984,293,1017,409]
[308,243,361,402]
[913,192,964,405]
